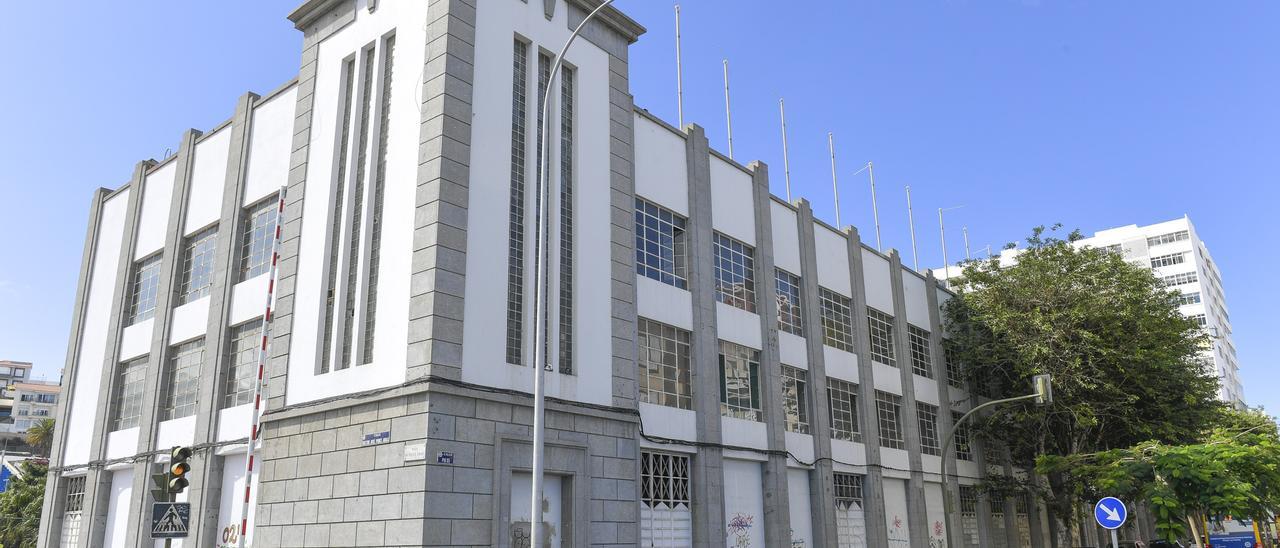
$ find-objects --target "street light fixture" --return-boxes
[940,374,1052,548]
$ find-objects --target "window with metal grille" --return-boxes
[320,57,357,375]
[712,233,756,312]
[828,378,861,442]
[635,197,688,290]
[362,34,395,366]
[908,324,933,378]
[1147,230,1189,247]
[177,226,217,304]
[239,195,279,282]
[818,287,854,351]
[1016,496,1033,547]
[224,322,261,408]
[1176,292,1201,305]
[163,339,203,420]
[944,340,965,388]
[638,318,691,410]
[876,391,905,449]
[991,496,1009,548]
[557,64,575,374]
[916,402,941,455]
[867,307,897,366]
[782,365,809,434]
[959,485,980,548]
[126,254,162,325]
[1150,252,1187,268]
[952,411,973,460]
[1161,271,1198,286]
[834,472,867,548]
[60,476,87,547]
[719,341,761,421]
[505,39,530,365]
[775,268,803,336]
[340,46,376,371]
[113,357,148,430]
[640,452,692,546]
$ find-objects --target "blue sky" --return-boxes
[2,2,1276,409]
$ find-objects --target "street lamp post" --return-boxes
[941,374,1052,548]
[530,2,616,547]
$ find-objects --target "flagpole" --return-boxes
[906,186,919,271]
[674,4,684,128]
[779,99,793,202]
[723,59,734,159]
[868,161,881,251]
[962,226,971,260]
[828,132,841,228]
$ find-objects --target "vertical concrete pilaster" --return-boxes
[888,252,931,546]
[682,124,725,548]
[844,229,890,547]
[604,52,639,413]
[925,271,965,546]
[793,200,838,546]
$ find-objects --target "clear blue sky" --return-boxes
[2,2,1276,408]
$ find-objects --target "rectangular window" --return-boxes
[113,357,148,430]
[991,496,1009,548]
[908,324,933,378]
[1161,271,1198,286]
[1189,313,1207,326]
[162,339,203,420]
[1099,243,1123,255]
[917,402,942,456]
[506,40,530,366]
[177,226,218,304]
[558,64,575,374]
[341,45,377,371]
[640,452,692,546]
[818,287,855,351]
[952,411,973,461]
[60,476,87,547]
[1176,292,1202,305]
[944,340,965,388]
[1016,496,1033,547]
[959,485,980,548]
[712,233,756,312]
[834,473,867,547]
[126,254,162,325]
[876,391,905,449]
[637,318,692,410]
[782,365,810,434]
[867,307,897,367]
[1150,252,1187,268]
[321,57,358,375]
[719,341,761,421]
[239,195,279,282]
[828,378,861,442]
[224,322,261,408]
[362,34,396,366]
[635,197,688,289]
[1147,230,1189,247]
[775,268,803,336]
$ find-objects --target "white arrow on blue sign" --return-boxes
[1094,497,1128,530]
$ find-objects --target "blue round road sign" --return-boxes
[1094,497,1128,530]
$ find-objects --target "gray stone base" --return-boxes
[252,382,639,547]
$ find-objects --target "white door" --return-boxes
[835,500,867,548]
[640,452,692,547]
[511,473,563,548]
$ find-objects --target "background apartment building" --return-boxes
[39,1,1082,547]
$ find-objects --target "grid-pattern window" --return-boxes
[944,341,965,388]
[224,322,261,408]
[959,486,980,548]
[635,198,688,290]
[1147,230,1189,247]
[876,391,905,449]
[362,34,396,366]
[637,319,691,410]
[557,64,575,374]
[340,46,377,370]
[640,452,692,546]
[952,411,973,460]
[1161,271,1198,286]
[828,378,861,442]
[239,195,279,281]
[867,307,897,366]
[991,497,1009,548]
[1189,313,1207,326]
[113,357,148,430]
[320,57,357,375]
[60,476,87,547]
[819,287,855,351]
[1176,292,1202,305]
[775,268,803,336]
[908,324,933,378]
[1099,243,1123,255]
[1151,252,1187,268]
[834,473,867,548]
[712,233,756,312]
[177,226,218,304]
[163,339,203,420]
[1015,496,1033,547]
[505,40,530,366]
[126,255,162,325]
[719,341,761,421]
[917,402,942,456]
[782,365,810,434]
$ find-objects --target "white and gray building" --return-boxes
[40,1,1071,547]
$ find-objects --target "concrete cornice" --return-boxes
[567,0,647,43]
[288,0,352,29]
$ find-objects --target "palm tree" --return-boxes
[24,419,54,457]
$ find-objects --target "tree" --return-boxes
[944,225,1223,545]
[0,460,45,548]
[23,420,53,458]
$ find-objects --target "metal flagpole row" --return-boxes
[237,185,287,548]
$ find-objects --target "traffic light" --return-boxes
[169,446,192,494]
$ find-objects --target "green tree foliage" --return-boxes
[944,225,1223,543]
[0,461,46,548]
[23,420,53,458]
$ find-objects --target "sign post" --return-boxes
[1094,496,1128,548]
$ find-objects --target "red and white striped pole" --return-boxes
[237,185,286,548]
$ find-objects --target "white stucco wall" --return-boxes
[723,459,766,547]
[102,467,134,548]
[134,162,176,259]
[185,127,231,234]
[242,86,297,206]
[633,114,688,215]
[788,467,814,547]
[709,156,755,245]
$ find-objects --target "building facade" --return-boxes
[11,381,60,433]
[40,1,1058,547]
